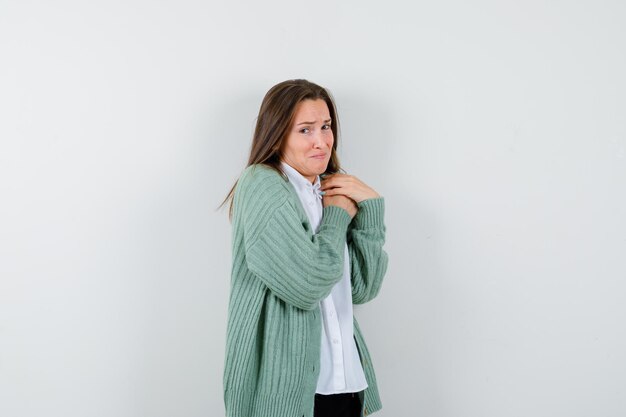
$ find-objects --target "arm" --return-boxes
[240,169,352,311]
[348,197,389,304]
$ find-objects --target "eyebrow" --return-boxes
[296,119,332,126]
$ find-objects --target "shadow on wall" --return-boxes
[339,90,447,415]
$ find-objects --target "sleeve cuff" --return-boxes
[322,205,353,230]
[353,197,385,229]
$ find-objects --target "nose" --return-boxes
[313,131,325,148]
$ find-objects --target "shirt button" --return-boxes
[333,338,339,344]
[308,201,314,206]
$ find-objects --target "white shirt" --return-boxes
[280,161,368,395]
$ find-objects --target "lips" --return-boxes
[310,153,327,159]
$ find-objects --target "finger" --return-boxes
[321,176,351,190]
[320,187,335,197]
[323,187,352,198]
[321,182,361,198]
[321,187,341,196]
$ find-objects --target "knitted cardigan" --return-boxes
[223,163,388,417]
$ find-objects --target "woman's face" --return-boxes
[280,99,334,184]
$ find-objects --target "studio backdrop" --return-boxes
[1,1,625,416]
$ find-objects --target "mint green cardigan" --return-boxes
[223,164,389,417]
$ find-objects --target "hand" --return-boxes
[322,194,358,219]
[320,173,380,203]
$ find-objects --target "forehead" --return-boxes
[293,99,330,121]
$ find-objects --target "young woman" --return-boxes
[220,79,388,417]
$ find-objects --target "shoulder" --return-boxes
[235,164,290,208]
[238,164,288,192]
[240,163,284,182]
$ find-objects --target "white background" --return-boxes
[1,1,625,416]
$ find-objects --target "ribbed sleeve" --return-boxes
[353,197,385,230]
[243,182,352,310]
[349,197,389,305]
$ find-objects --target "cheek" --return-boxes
[283,135,302,156]
[323,130,334,146]
[299,141,312,154]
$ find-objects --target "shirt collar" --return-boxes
[280,161,322,196]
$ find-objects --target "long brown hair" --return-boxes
[218,79,344,219]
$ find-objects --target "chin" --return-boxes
[313,166,328,176]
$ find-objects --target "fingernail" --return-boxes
[320,191,326,195]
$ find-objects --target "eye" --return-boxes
[322,124,331,130]
[299,127,310,134]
